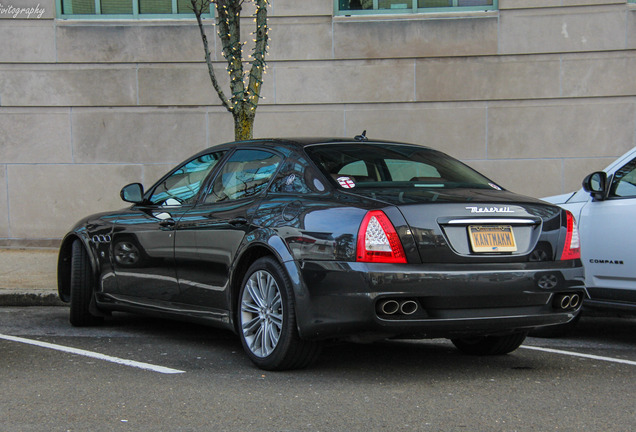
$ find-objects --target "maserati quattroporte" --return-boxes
[58,137,585,370]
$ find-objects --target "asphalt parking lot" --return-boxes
[2,306,636,432]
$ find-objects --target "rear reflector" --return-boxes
[356,210,407,264]
[559,210,581,261]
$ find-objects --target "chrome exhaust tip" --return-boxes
[554,293,582,310]
[399,300,418,315]
[559,295,572,310]
[378,299,400,315]
[569,294,581,309]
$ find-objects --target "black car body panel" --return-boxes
[295,260,582,340]
[58,138,586,362]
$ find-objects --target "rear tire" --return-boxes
[451,332,527,356]
[238,257,321,370]
[69,240,103,327]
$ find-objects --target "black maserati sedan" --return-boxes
[58,137,585,370]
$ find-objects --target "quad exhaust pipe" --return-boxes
[377,299,419,316]
[379,299,400,315]
[554,293,581,310]
[400,300,418,315]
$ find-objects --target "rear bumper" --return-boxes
[294,260,585,340]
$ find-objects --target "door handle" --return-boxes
[159,218,176,228]
[228,217,248,226]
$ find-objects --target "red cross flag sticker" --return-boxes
[337,176,356,189]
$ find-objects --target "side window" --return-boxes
[60,0,212,18]
[205,149,282,203]
[269,156,327,194]
[149,152,225,206]
[609,158,636,198]
[336,0,497,15]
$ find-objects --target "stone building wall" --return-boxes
[1,0,635,244]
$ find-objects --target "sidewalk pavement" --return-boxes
[0,248,65,306]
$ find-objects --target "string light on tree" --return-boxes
[190,0,269,139]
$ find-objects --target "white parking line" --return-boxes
[0,334,185,374]
[522,345,636,367]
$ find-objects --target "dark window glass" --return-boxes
[305,143,498,190]
[62,0,96,14]
[378,0,411,9]
[139,0,172,13]
[419,0,451,6]
[339,0,494,11]
[457,0,492,5]
[60,0,209,15]
[206,149,282,203]
[609,158,636,198]
[339,0,363,10]
[269,156,326,194]
[150,152,225,206]
[177,0,208,13]
[102,0,133,14]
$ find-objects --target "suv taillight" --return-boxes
[559,210,581,261]
[356,210,407,264]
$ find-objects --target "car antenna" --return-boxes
[354,130,368,142]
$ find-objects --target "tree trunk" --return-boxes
[192,0,268,142]
[234,110,256,141]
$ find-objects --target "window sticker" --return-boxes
[337,176,356,189]
[489,183,502,191]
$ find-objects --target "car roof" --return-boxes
[191,137,430,158]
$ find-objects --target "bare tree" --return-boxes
[191,0,269,141]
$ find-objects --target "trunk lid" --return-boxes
[346,187,562,264]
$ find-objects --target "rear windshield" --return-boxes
[305,143,500,191]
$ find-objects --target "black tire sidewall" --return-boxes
[238,257,298,370]
[69,239,101,326]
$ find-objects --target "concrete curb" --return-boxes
[0,290,66,307]
[1,248,62,307]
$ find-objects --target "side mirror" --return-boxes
[120,183,145,204]
[582,171,607,201]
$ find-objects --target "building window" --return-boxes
[336,0,496,15]
[58,0,212,18]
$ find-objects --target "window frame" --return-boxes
[608,157,636,199]
[146,150,227,207]
[56,0,214,19]
[203,147,284,204]
[334,0,497,16]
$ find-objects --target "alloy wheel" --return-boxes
[240,270,284,358]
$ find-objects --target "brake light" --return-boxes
[356,210,407,264]
[559,210,581,261]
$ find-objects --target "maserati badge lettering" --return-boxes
[465,206,515,214]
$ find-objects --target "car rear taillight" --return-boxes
[559,210,581,261]
[356,210,407,264]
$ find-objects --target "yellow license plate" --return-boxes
[468,225,517,253]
